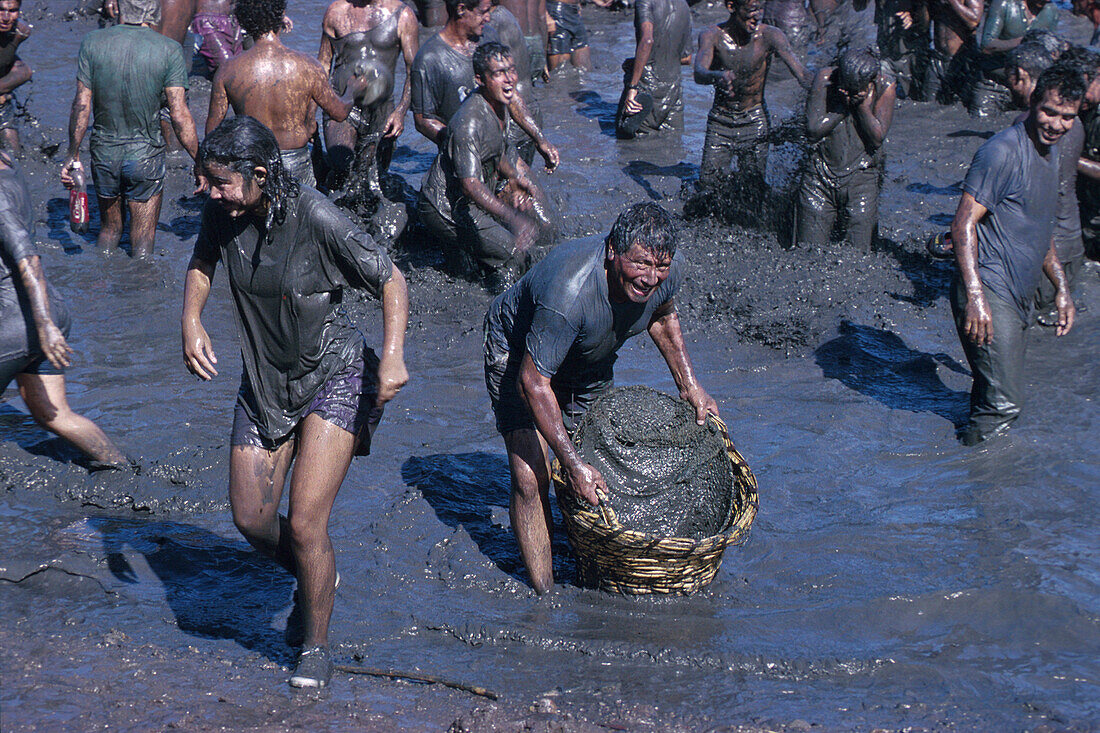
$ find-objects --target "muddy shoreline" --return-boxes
[2,1,1098,731]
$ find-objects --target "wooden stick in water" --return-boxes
[334,664,500,700]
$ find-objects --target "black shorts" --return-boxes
[90,152,166,202]
[547,1,588,56]
[232,349,384,456]
[0,351,65,393]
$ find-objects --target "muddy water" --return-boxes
[1,2,1098,730]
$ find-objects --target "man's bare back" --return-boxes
[157,0,196,44]
[929,0,982,55]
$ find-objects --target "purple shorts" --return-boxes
[190,12,243,70]
[232,349,383,456]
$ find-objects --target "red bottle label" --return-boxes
[70,189,89,233]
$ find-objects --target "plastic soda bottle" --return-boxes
[69,162,90,234]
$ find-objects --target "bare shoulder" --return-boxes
[322,0,346,30]
[698,24,720,43]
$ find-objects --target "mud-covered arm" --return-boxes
[0,58,32,95]
[693,27,725,86]
[14,256,72,369]
[519,353,605,505]
[206,69,230,135]
[1041,240,1075,336]
[375,267,410,405]
[508,95,559,171]
[395,7,419,119]
[805,67,843,140]
[648,299,718,424]
[165,86,199,160]
[318,20,335,71]
[65,81,93,167]
[312,63,366,123]
[947,0,983,29]
[629,20,654,89]
[767,26,809,89]
[951,192,994,345]
[854,77,896,151]
[980,0,1016,52]
[1077,155,1100,179]
[182,255,219,380]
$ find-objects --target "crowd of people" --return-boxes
[0,0,1092,690]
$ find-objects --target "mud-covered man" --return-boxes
[207,0,368,188]
[0,0,31,154]
[763,0,816,54]
[694,0,807,186]
[1075,50,1100,262]
[1,152,129,470]
[484,0,542,164]
[617,0,692,138]
[501,0,548,82]
[318,0,418,193]
[547,0,602,72]
[62,0,199,258]
[950,64,1081,445]
[797,47,896,251]
[190,0,244,77]
[482,202,719,594]
[873,0,929,100]
[971,0,1058,116]
[418,42,546,291]
[921,0,981,105]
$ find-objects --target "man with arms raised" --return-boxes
[694,0,807,187]
[950,64,1081,445]
[207,0,368,188]
[483,202,719,594]
[63,0,198,258]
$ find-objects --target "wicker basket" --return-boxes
[553,415,758,595]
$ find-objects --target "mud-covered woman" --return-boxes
[181,115,409,689]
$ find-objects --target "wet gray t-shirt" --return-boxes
[635,0,691,87]
[961,121,1059,320]
[422,92,514,222]
[0,164,70,362]
[192,188,393,440]
[410,32,476,127]
[1055,119,1084,250]
[485,236,684,390]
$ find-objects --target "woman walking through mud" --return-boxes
[181,116,409,689]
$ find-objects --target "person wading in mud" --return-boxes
[418,42,547,292]
[183,116,409,688]
[206,0,370,188]
[0,0,32,155]
[971,0,1058,116]
[318,0,419,193]
[482,203,719,594]
[797,46,896,252]
[693,0,807,188]
[1,152,129,470]
[950,64,1081,445]
[922,0,982,105]
[410,0,559,173]
[500,0,548,82]
[62,0,199,258]
[617,0,692,138]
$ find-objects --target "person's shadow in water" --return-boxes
[402,452,576,585]
[623,160,697,201]
[570,90,619,137]
[88,516,296,664]
[815,321,970,427]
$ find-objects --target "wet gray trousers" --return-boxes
[417,192,521,277]
[796,157,881,251]
[699,103,769,186]
[951,274,1029,445]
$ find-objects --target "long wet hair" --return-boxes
[836,47,881,94]
[198,116,299,229]
[234,0,285,38]
[607,203,677,258]
[1032,62,1087,108]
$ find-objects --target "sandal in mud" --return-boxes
[289,645,333,689]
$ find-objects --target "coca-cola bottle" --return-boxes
[68,162,89,234]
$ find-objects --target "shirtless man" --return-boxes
[190,0,244,76]
[971,0,1058,116]
[0,0,31,154]
[418,43,546,290]
[694,0,807,186]
[318,0,418,193]
[617,0,692,138]
[501,0,548,82]
[763,0,815,53]
[921,0,981,104]
[207,0,368,188]
[874,0,929,100]
[797,47,896,251]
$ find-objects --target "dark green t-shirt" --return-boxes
[76,24,188,162]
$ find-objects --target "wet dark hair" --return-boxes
[1060,45,1100,83]
[1007,42,1056,79]
[445,0,482,21]
[198,116,299,228]
[836,47,880,94]
[606,202,677,257]
[234,0,285,38]
[1021,28,1066,59]
[1032,61,1087,107]
[473,42,511,78]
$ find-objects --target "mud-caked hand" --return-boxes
[964,291,993,345]
[624,88,643,115]
[60,157,80,189]
[537,140,559,173]
[382,108,405,138]
[1055,289,1076,337]
[510,214,538,252]
[566,460,606,506]
[682,385,719,426]
[182,319,218,380]
[37,322,73,370]
[375,352,409,407]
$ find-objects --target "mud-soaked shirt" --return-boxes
[635,0,691,89]
[0,165,69,361]
[410,32,476,128]
[421,92,514,223]
[192,188,394,440]
[76,24,189,162]
[961,121,1059,321]
[485,236,684,391]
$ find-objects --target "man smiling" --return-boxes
[482,202,719,593]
